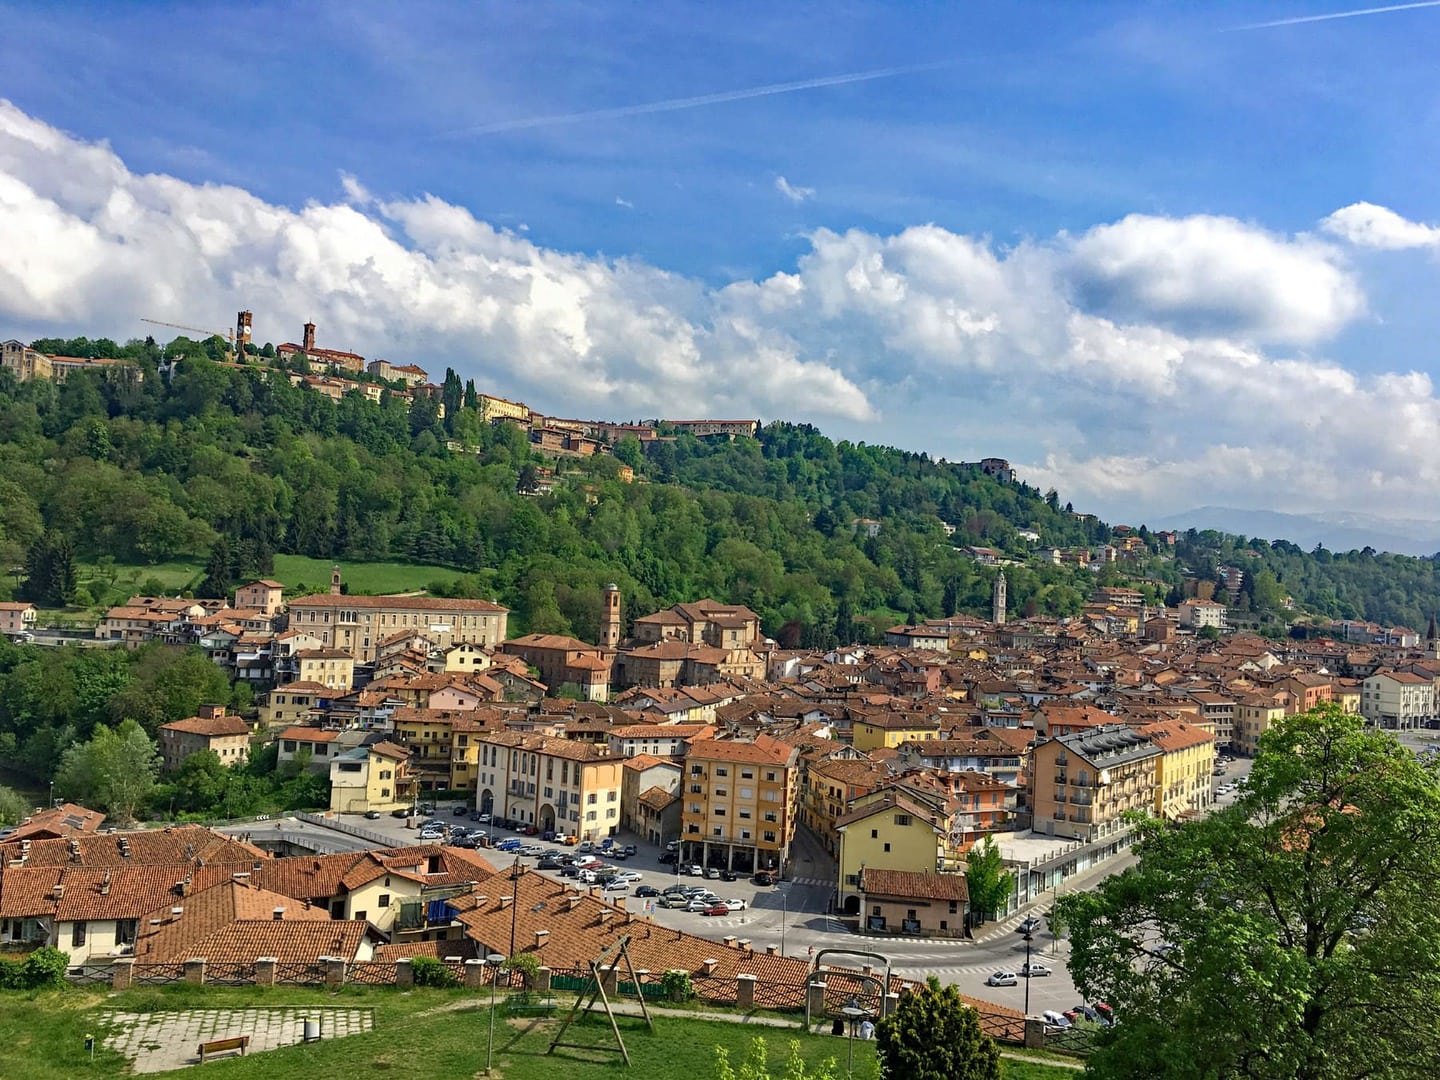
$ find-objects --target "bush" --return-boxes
[409,956,458,988]
[502,953,540,984]
[0,947,71,990]
[662,968,694,1002]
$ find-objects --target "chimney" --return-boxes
[598,909,612,925]
[51,884,64,900]
[100,873,111,895]
[723,936,737,949]
[170,906,183,920]
[272,907,285,921]
[499,896,514,910]
[766,945,778,956]
[702,958,719,976]
[534,930,549,948]
[567,893,582,911]
[737,939,751,952]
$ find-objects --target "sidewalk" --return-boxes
[972,848,1138,946]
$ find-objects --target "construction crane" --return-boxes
[140,317,237,362]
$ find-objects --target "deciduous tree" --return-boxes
[1059,705,1440,1080]
[874,976,1000,1080]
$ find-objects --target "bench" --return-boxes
[506,997,558,1015]
[197,1035,250,1062]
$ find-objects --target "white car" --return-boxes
[686,899,713,912]
[986,971,1018,987]
[1020,962,1051,978]
[724,898,747,911]
[615,870,643,883]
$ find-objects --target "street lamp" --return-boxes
[1022,929,1034,1018]
[777,885,788,958]
[840,1005,867,1078]
[484,952,506,1074]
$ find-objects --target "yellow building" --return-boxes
[1137,720,1215,820]
[479,393,532,424]
[157,705,251,772]
[294,647,355,691]
[1235,695,1287,756]
[681,735,799,876]
[834,788,960,915]
[476,732,624,841]
[328,741,414,814]
[850,713,942,752]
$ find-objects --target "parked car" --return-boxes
[1020,962,1051,978]
[752,871,775,886]
[364,810,381,819]
[1042,1010,1071,1028]
[686,899,714,912]
[658,852,678,864]
[496,839,523,852]
[418,806,436,817]
[391,808,410,818]
[662,884,689,896]
[520,844,546,857]
[577,841,594,853]
[662,894,690,908]
[702,866,722,879]
[1017,917,1043,935]
[622,844,638,856]
[634,885,660,898]
[609,848,630,861]
[578,869,599,884]
[470,811,489,822]
[523,825,539,836]
[702,903,730,916]
[559,865,580,878]
[683,864,704,877]
[720,869,738,882]
[453,805,470,816]
[612,870,643,883]
[602,880,629,892]
[986,971,1018,987]
[724,898,747,911]
[537,857,564,871]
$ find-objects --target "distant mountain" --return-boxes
[1153,507,1440,557]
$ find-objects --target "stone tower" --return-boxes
[330,565,343,596]
[600,583,622,647]
[303,321,316,353]
[235,310,253,354]
[992,570,1007,626]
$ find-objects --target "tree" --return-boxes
[0,784,30,825]
[875,976,1000,1080]
[964,835,1013,925]
[53,719,160,824]
[200,535,234,599]
[1058,705,1440,1080]
[21,531,77,607]
[715,1036,836,1080]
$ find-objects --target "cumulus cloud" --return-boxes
[1,100,1436,518]
[1066,213,1363,344]
[774,175,815,204]
[1321,201,1440,250]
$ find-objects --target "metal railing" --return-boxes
[275,961,327,985]
[1045,1023,1099,1055]
[132,962,185,985]
[348,961,393,985]
[206,962,256,987]
[975,1009,1028,1045]
[65,964,115,987]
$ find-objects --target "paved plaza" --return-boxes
[103,1007,374,1072]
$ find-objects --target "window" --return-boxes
[763,830,776,842]
[715,788,727,797]
[116,919,137,946]
[587,811,597,821]
[607,791,617,802]
[606,808,616,819]
[588,793,597,804]
[379,894,391,908]
[883,843,891,853]
[871,829,878,839]
[716,767,728,777]
[355,911,367,922]
[894,814,911,826]
[845,873,859,886]
[713,827,723,836]
[766,771,777,782]
[740,787,753,799]
[714,808,726,816]
[71,921,88,947]
[739,809,751,820]
[764,812,777,823]
[380,770,391,780]
[741,830,751,840]
[741,770,753,779]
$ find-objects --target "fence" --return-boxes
[1044,1023,1099,1055]
[65,964,114,987]
[206,962,255,987]
[132,962,186,985]
[275,960,327,985]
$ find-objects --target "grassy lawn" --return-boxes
[271,555,460,595]
[0,985,1078,1079]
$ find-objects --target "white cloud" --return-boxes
[2,100,1438,519]
[1066,213,1363,344]
[615,196,634,209]
[1321,201,1440,250]
[774,175,814,204]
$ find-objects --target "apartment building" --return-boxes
[1361,670,1436,730]
[0,602,37,636]
[475,732,624,841]
[850,713,941,752]
[1137,720,1215,820]
[1235,694,1288,756]
[1178,600,1228,631]
[498,634,612,701]
[329,741,414,814]
[1029,725,1160,842]
[680,735,799,876]
[834,787,963,914]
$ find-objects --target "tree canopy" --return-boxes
[874,975,1001,1080]
[1058,705,1440,1080]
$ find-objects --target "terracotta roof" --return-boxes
[288,594,506,612]
[685,734,796,767]
[860,868,969,903]
[8,803,106,841]
[0,825,266,870]
[133,878,332,959]
[276,726,339,742]
[637,787,679,812]
[161,714,250,737]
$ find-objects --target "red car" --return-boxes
[702,903,731,916]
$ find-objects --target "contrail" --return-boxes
[1225,0,1440,32]
[433,58,958,139]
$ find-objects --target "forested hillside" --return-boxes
[1,334,1438,640]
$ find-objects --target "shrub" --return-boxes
[409,956,458,988]
[502,953,540,984]
[0,947,71,990]
[661,968,694,1002]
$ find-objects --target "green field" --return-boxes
[49,555,463,612]
[0,986,1076,1079]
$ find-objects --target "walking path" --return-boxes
[102,1007,373,1073]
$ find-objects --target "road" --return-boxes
[212,760,1262,1014]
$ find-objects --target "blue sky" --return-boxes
[3,1,1440,524]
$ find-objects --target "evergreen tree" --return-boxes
[21,531,77,607]
[965,835,1013,925]
[200,536,234,599]
[441,368,463,431]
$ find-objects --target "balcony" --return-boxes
[1054,773,1068,785]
